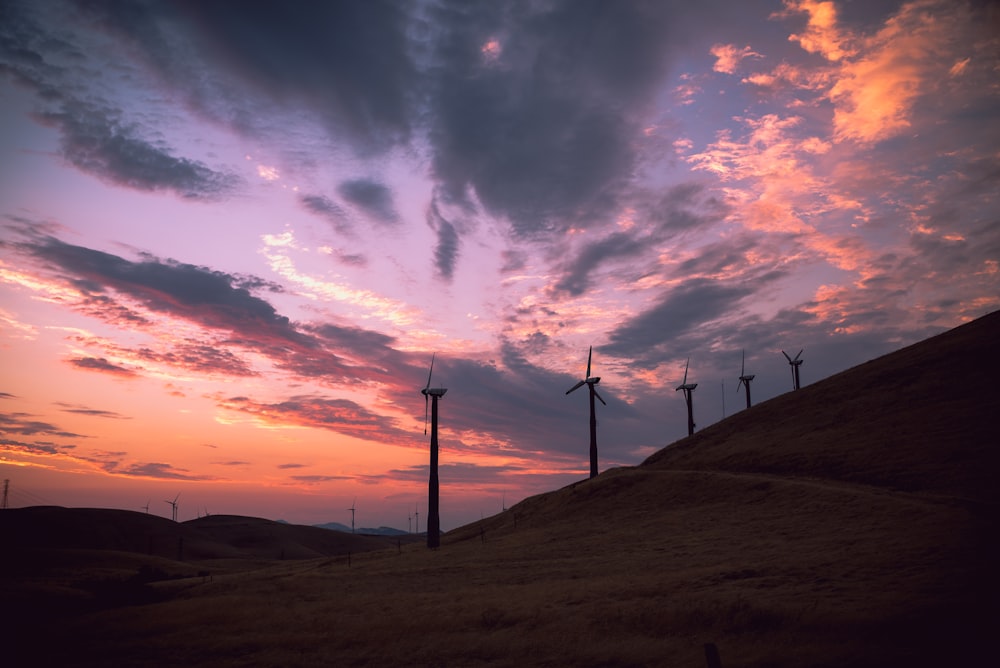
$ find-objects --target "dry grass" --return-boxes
[3,312,998,667]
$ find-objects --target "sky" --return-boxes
[1,0,998,530]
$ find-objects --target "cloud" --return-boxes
[603,279,757,366]
[0,411,86,438]
[711,44,762,74]
[299,194,353,235]
[552,232,648,297]
[113,462,215,481]
[67,356,138,378]
[337,179,399,225]
[218,395,414,446]
[54,403,130,419]
[426,199,460,281]
[26,235,313,351]
[424,1,699,235]
[36,102,240,198]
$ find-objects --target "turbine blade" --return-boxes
[593,388,607,405]
[736,378,744,392]
[795,349,803,361]
[423,394,429,434]
[566,380,586,394]
[782,350,792,363]
[425,353,435,390]
[682,357,690,385]
[586,346,592,379]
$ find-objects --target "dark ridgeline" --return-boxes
[676,357,698,437]
[737,349,755,410]
[565,346,607,479]
[421,354,447,548]
[782,349,804,390]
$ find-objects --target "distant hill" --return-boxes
[313,521,408,536]
[0,508,419,562]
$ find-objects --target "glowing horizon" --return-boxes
[2,0,997,530]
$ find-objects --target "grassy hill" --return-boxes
[2,311,998,667]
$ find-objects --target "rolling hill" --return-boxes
[2,311,997,667]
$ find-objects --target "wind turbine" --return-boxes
[141,499,149,514]
[676,358,697,437]
[782,349,804,390]
[565,346,606,479]
[421,354,447,548]
[737,349,755,410]
[347,498,356,534]
[165,492,179,522]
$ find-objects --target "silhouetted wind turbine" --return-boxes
[676,358,698,437]
[782,349,804,390]
[737,349,755,410]
[165,492,179,522]
[421,354,447,548]
[347,498,356,534]
[141,499,149,514]
[565,346,606,479]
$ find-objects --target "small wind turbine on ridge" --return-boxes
[165,492,179,522]
[676,358,698,437]
[141,499,149,514]
[737,349,755,410]
[347,498,356,534]
[566,346,607,479]
[421,354,447,548]
[782,349,804,390]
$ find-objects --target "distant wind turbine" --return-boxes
[141,499,149,514]
[737,349,755,410]
[347,498,356,534]
[565,346,607,479]
[165,492,180,522]
[782,349,804,390]
[676,358,698,437]
[421,354,447,548]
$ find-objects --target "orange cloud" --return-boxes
[783,0,854,62]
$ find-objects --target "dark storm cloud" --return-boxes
[426,199,460,280]
[36,102,240,198]
[68,356,138,377]
[27,235,313,349]
[603,279,757,366]
[76,0,417,153]
[0,4,239,199]
[553,232,648,296]
[424,0,704,235]
[337,179,400,225]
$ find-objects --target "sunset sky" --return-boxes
[2,0,998,530]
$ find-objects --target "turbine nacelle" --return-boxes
[676,357,696,392]
[782,349,804,365]
[422,388,448,397]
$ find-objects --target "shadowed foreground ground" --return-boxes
[2,312,998,667]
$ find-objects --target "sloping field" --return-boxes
[2,312,997,667]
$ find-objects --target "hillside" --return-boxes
[2,311,998,667]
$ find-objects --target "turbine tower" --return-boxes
[347,498,356,534]
[676,358,698,437]
[165,492,179,522]
[421,354,447,549]
[565,346,606,479]
[737,349,755,410]
[782,349,804,390]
